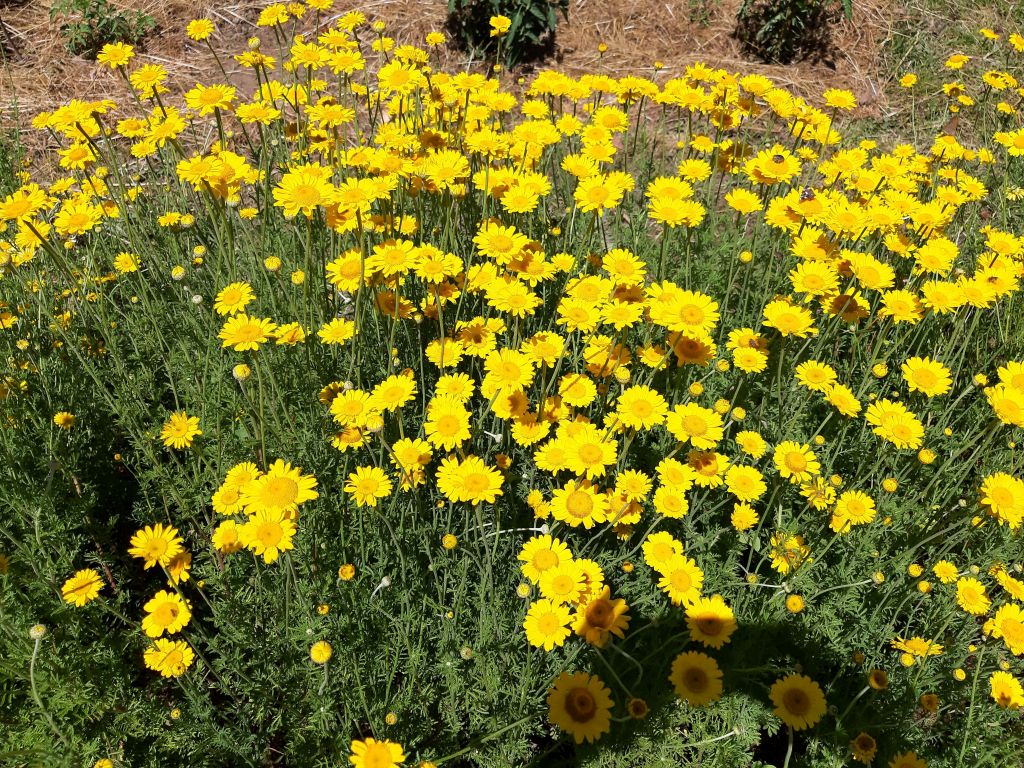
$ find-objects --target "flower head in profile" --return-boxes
[53,411,76,430]
[310,641,333,665]
[823,88,857,111]
[489,15,512,37]
[96,42,135,70]
[185,83,236,115]
[891,635,943,660]
[572,586,630,647]
[168,551,192,585]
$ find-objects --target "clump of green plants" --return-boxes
[49,0,155,59]
[446,0,570,67]
[0,133,23,197]
[735,0,851,64]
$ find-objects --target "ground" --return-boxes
[0,1,949,117]
[0,1,1021,143]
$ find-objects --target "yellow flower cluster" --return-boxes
[6,3,1024,764]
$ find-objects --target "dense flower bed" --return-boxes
[2,4,1024,766]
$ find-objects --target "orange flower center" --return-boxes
[532,549,559,571]
[565,489,594,518]
[564,688,597,722]
[783,688,810,716]
[696,616,723,636]
[585,600,613,628]
[683,666,709,692]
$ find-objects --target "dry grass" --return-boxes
[0,1,262,123]
[0,0,901,126]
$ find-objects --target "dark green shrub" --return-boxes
[49,0,155,59]
[735,0,851,64]
[0,133,23,197]
[446,0,570,68]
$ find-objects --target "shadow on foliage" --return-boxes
[508,614,865,767]
[444,0,567,70]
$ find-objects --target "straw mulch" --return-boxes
[1,0,899,135]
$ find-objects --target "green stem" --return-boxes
[29,636,69,748]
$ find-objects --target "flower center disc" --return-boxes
[683,667,708,692]
[565,689,597,722]
[783,688,810,716]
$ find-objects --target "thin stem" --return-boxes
[782,725,794,768]
[29,637,69,748]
